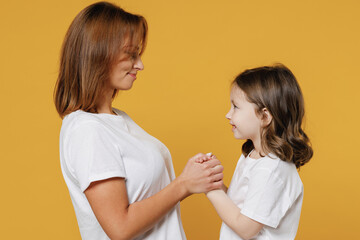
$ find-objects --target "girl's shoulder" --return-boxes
[248,154,299,180]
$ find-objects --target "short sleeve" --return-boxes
[241,168,291,228]
[66,121,126,192]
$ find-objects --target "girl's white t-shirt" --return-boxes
[219,153,303,240]
[59,109,186,240]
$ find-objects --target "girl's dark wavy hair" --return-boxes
[234,64,313,168]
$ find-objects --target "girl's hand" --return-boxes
[178,153,224,196]
[194,152,214,163]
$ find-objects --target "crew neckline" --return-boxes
[77,108,122,118]
[247,149,263,160]
[247,150,278,160]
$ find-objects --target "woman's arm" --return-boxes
[206,190,263,240]
[85,154,223,240]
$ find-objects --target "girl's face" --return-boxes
[226,85,262,142]
[108,46,144,91]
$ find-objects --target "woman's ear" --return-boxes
[261,108,272,127]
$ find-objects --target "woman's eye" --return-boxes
[125,51,138,60]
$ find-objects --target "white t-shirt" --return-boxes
[59,109,186,240]
[219,153,303,240]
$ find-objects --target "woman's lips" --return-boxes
[128,73,137,79]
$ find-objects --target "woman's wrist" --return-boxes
[173,175,192,201]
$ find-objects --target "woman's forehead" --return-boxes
[121,30,144,48]
[120,36,136,46]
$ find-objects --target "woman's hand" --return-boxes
[177,153,224,197]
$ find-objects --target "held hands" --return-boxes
[195,152,214,164]
[178,153,224,197]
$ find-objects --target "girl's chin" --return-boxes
[233,133,245,140]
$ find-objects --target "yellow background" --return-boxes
[1,0,359,239]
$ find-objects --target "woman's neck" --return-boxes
[96,89,116,115]
[96,105,115,114]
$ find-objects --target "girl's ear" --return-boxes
[261,108,272,127]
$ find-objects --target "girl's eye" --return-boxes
[231,101,239,109]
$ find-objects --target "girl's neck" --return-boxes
[249,149,262,159]
[249,137,265,159]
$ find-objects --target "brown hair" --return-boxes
[54,1,147,118]
[233,64,313,168]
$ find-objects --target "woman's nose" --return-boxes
[134,57,144,70]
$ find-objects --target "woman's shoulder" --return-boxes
[64,109,102,123]
[62,110,108,135]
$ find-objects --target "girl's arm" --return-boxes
[206,190,263,240]
[85,154,223,240]
[221,183,228,193]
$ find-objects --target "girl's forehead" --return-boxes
[231,85,246,100]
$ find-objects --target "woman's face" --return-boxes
[108,46,144,91]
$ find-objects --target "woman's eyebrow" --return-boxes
[123,45,140,51]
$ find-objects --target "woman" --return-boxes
[54,2,223,240]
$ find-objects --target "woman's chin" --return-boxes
[117,83,134,91]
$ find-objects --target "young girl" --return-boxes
[204,64,313,240]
